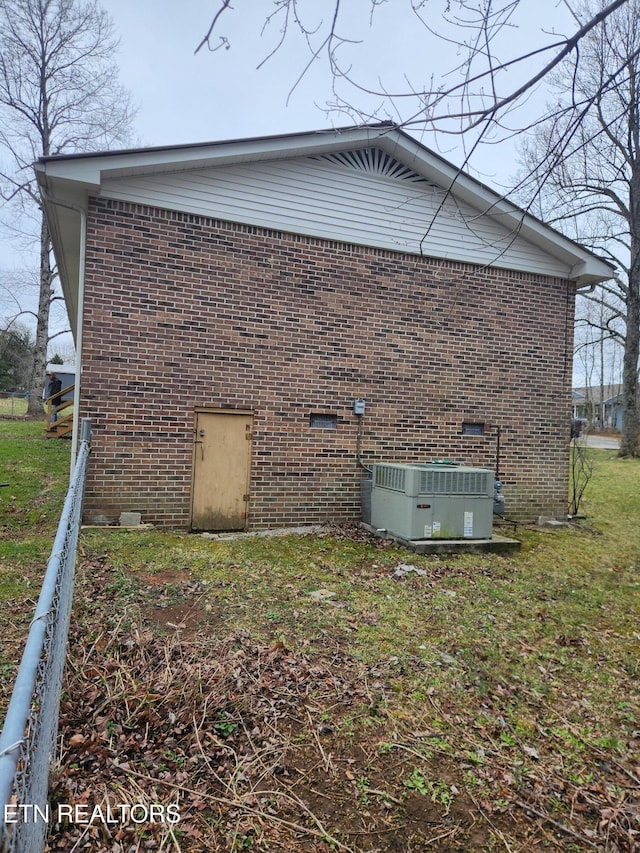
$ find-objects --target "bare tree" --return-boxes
[574,288,625,427]
[196,1,629,144]
[519,0,640,456]
[569,434,594,516]
[0,0,134,416]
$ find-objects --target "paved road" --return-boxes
[584,434,620,449]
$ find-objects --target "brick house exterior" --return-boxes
[37,125,614,530]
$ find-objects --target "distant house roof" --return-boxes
[573,384,623,405]
[35,123,616,334]
[45,362,75,375]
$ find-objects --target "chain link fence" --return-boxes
[0,419,92,853]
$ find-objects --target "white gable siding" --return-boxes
[100,154,571,278]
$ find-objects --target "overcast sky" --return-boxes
[106,0,335,145]
[104,0,576,180]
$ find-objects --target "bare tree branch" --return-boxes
[194,0,233,55]
[197,0,630,135]
[519,0,640,455]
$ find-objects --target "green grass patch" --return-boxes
[0,396,29,417]
[0,421,70,696]
[0,420,70,532]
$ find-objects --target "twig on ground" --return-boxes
[514,800,599,849]
[113,763,357,853]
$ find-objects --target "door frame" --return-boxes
[190,407,254,532]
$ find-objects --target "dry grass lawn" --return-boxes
[0,422,638,851]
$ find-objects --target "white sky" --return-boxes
[104,0,576,179]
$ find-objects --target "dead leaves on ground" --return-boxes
[46,552,640,852]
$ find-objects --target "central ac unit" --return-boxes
[370,463,494,540]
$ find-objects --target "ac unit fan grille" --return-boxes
[419,469,491,495]
[373,464,493,497]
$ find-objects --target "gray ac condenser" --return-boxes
[370,463,494,540]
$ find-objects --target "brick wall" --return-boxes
[80,197,576,529]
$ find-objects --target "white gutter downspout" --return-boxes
[41,192,87,475]
[70,205,86,473]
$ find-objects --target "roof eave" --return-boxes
[36,165,88,334]
[36,124,617,316]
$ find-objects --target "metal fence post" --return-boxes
[80,417,92,444]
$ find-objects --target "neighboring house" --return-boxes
[44,362,75,404]
[573,384,623,430]
[36,124,614,530]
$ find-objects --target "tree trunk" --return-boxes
[619,280,640,455]
[619,168,640,457]
[26,211,53,418]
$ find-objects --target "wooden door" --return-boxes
[191,410,252,531]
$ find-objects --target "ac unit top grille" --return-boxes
[419,468,490,495]
[373,463,493,497]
